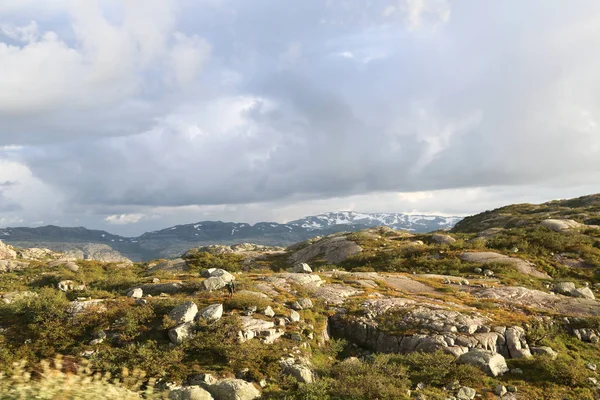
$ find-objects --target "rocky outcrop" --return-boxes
[460,252,550,279]
[63,243,131,263]
[473,286,600,317]
[148,258,189,273]
[237,316,283,344]
[0,259,30,272]
[18,247,62,260]
[540,219,583,232]
[329,299,536,364]
[0,240,17,259]
[288,236,362,265]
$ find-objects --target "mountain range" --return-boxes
[0,211,462,261]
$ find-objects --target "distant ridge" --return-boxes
[0,211,462,261]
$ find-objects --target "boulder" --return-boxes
[198,304,223,321]
[553,282,576,295]
[279,358,314,383]
[572,287,595,300]
[494,385,507,397]
[290,310,301,322]
[206,379,261,400]
[169,386,213,400]
[289,236,362,265]
[291,263,312,274]
[127,288,143,299]
[68,299,106,315]
[263,306,275,317]
[297,298,313,309]
[202,268,235,283]
[201,277,229,291]
[431,233,456,245]
[169,322,195,344]
[530,346,558,360]
[57,280,85,292]
[168,301,199,324]
[457,349,509,376]
[456,387,476,400]
[505,326,531,358]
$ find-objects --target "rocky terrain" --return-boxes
[1,194,600,399]
[0,212,460,262]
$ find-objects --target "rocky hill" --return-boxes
[1,195,600,399]
[0,212,461,261]
[452,193,600,233]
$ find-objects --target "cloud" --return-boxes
[0,0,599,234]
[105,213,147,225]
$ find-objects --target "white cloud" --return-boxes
[105,213,146,225]
[0,0,210,116]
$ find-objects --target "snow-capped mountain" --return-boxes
[288,211,462,232]
[0,212,462,261]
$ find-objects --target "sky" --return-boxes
[1,0,599,236]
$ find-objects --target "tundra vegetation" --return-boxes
[0,194,600,399]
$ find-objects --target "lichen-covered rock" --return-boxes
[169,322,195,344]
[290,263,312,274]
[456,386,476,400]
[505,326,531,358]
[127,288,143,299]
[553,282,576,295]
[206,379,261,400]
[168,301,198,324]
[201,268,235,282]
[201,277,228,291]
[431,233,456,245]
[290,310,301,322]
[572,287,595,300]
[198,304,223,321]
[530,346,558,360]
[263,306,275,317]
[457,349,509,376]
[169,386,213,400]
[279,358,314,383]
